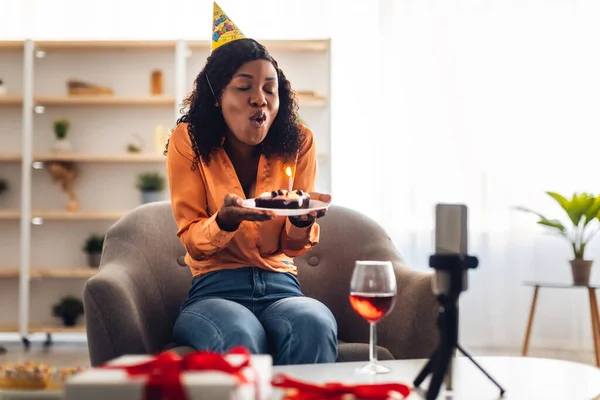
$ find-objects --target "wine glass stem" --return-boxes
[369,322,378,365]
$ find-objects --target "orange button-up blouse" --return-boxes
[165,122,320,278]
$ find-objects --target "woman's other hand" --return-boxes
[217,193,276,231]
[289,192,331,227]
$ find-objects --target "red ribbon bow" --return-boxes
[100,346,257,400]
[271,373,411,400]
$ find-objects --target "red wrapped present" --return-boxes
[271,373,412,400]
[64,347,272,400]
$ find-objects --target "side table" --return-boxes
[521,281,600,367]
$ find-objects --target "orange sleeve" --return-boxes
[280,125,321,257]
[166,124,236,261]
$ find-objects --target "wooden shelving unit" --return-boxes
[0,38,331,342]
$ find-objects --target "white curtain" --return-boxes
[331,0,600,351]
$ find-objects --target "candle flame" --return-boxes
[285,166,292,177]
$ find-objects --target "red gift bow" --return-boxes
[100,346,259,400]
[271,373,411,400]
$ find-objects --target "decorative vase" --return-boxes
[141,190,161,204]
[570,259,593,286]
[62,315,78,327]
[87,252,102,268]
[52,138,73,153]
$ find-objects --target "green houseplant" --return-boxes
[137,172,166,204]
[83,234,104,268]
[52,118,72,152]
[52,295,84,327]
[516,192,600,285]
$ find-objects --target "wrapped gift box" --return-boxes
[64,349,272,400]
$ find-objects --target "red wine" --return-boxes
[349,292,396,323]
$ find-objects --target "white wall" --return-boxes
[0,0,333,40]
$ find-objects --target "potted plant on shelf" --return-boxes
[83,234,104,268]
[137,172,166,204]
[516,192,600,285]
[52,118,72,153]
[52,295,84,327]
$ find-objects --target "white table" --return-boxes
[273,356,600,399]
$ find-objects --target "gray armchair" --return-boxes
[84,201,439,366]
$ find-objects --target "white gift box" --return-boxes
[64,353,272,400]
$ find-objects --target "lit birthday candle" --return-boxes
[285,166,293,193]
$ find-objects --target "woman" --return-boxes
[165,35,338,365]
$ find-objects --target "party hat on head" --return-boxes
[212,2,246,52]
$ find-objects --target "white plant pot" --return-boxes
[141,190,162,204]
[52,138,73,153]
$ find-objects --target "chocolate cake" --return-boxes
[255,189,310,209]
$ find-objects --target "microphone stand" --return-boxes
[413,254,506,400]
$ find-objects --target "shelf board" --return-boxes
[187,39,329,52]
[0,153,166,163]
[0,41,24,50]
[34,95,175,106]
[30,268,98,279]
[0,324,86,333]
[3,94,323,107]
[0,210,20,220]
[0,324,18,333]
[35,40,177,50]
[33,210,127,220]
[1,39,329,52]
[29,325,86,333]
[0,268,98,279]
[297,93,327,107]
[0,210,127,220]
[0,153,21,162]
[0,268,19,278]
[0,96,23,105]
[34,153,165,163]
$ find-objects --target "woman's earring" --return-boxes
[215,101,219,107]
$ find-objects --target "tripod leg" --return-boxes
[457,343,506,396]
[426,343,454,400]
[414,349,438,387]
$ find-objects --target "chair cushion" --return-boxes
[336,341,395,362]
[162,342,395,363]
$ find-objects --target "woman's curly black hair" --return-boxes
[166,38,302,170]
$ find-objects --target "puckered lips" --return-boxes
[249,110,267,128]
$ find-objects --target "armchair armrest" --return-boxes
[376,262,439,359]
[84,237,173,366]
[84,265,149,366]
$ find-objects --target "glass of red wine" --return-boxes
[349,260,397,374]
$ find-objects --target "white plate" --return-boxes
[241,199,331,216]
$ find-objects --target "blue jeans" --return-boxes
[173,267,338,365]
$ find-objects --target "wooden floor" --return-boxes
[0,339,596,368]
